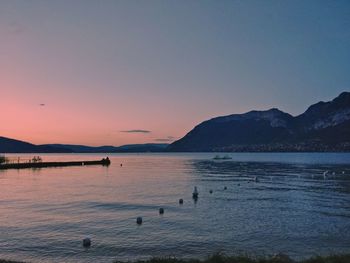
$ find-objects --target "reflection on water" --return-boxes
[0,153,350,263]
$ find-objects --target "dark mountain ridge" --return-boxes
[0,137,168,153]
[0,137,69,153]
[168,92,350,152]
[43,143,169,153]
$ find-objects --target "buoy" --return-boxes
[224,186,227,190]
[237,184,240,186]
[120,163,123,167]
[192,186,199,199]
[83,237,91,248]
[323,170,328,179]
[159,208,164,214]
[209,190,213,194]
[179,198,184,204]
[342,171,345,174]
[136,217,142,225]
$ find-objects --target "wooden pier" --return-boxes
[0,158,111,170]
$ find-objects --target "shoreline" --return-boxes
[1,253,350,263]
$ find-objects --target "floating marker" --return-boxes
[192,186,199,199]
[159,208,164,214]
[179,198,184,204]
[323,170,328,179]
[83,237,91,248]
[136,217,142,225]
[209,189,213,194]
[224,186,227,190]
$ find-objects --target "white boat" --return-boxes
[213,155,232,160]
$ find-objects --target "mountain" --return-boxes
[0,137,70,153]
[43,143,169,153]
[42,144,118,153]
[113,143,169,152]
[168,92,350,152]
[0,137,168,153]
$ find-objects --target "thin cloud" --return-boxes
[120,130,151,133]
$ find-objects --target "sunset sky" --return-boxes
[1,0,349,146]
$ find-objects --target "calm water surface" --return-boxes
[1,153,350,262]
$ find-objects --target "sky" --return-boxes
[1,0,349,146]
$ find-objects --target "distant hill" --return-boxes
[0,137,168,153]
[168,92,350,152]
[41,144,118,153]
[43,143,169,153]
[0,137,70,153]
[113,143,169,152]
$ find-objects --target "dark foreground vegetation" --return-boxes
[115,254,350,263]
[1,253,350,263]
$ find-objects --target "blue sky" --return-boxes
[0,0,349,145]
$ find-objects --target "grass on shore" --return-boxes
[1,253,350,263]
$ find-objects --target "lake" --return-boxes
[0,153,350,263]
